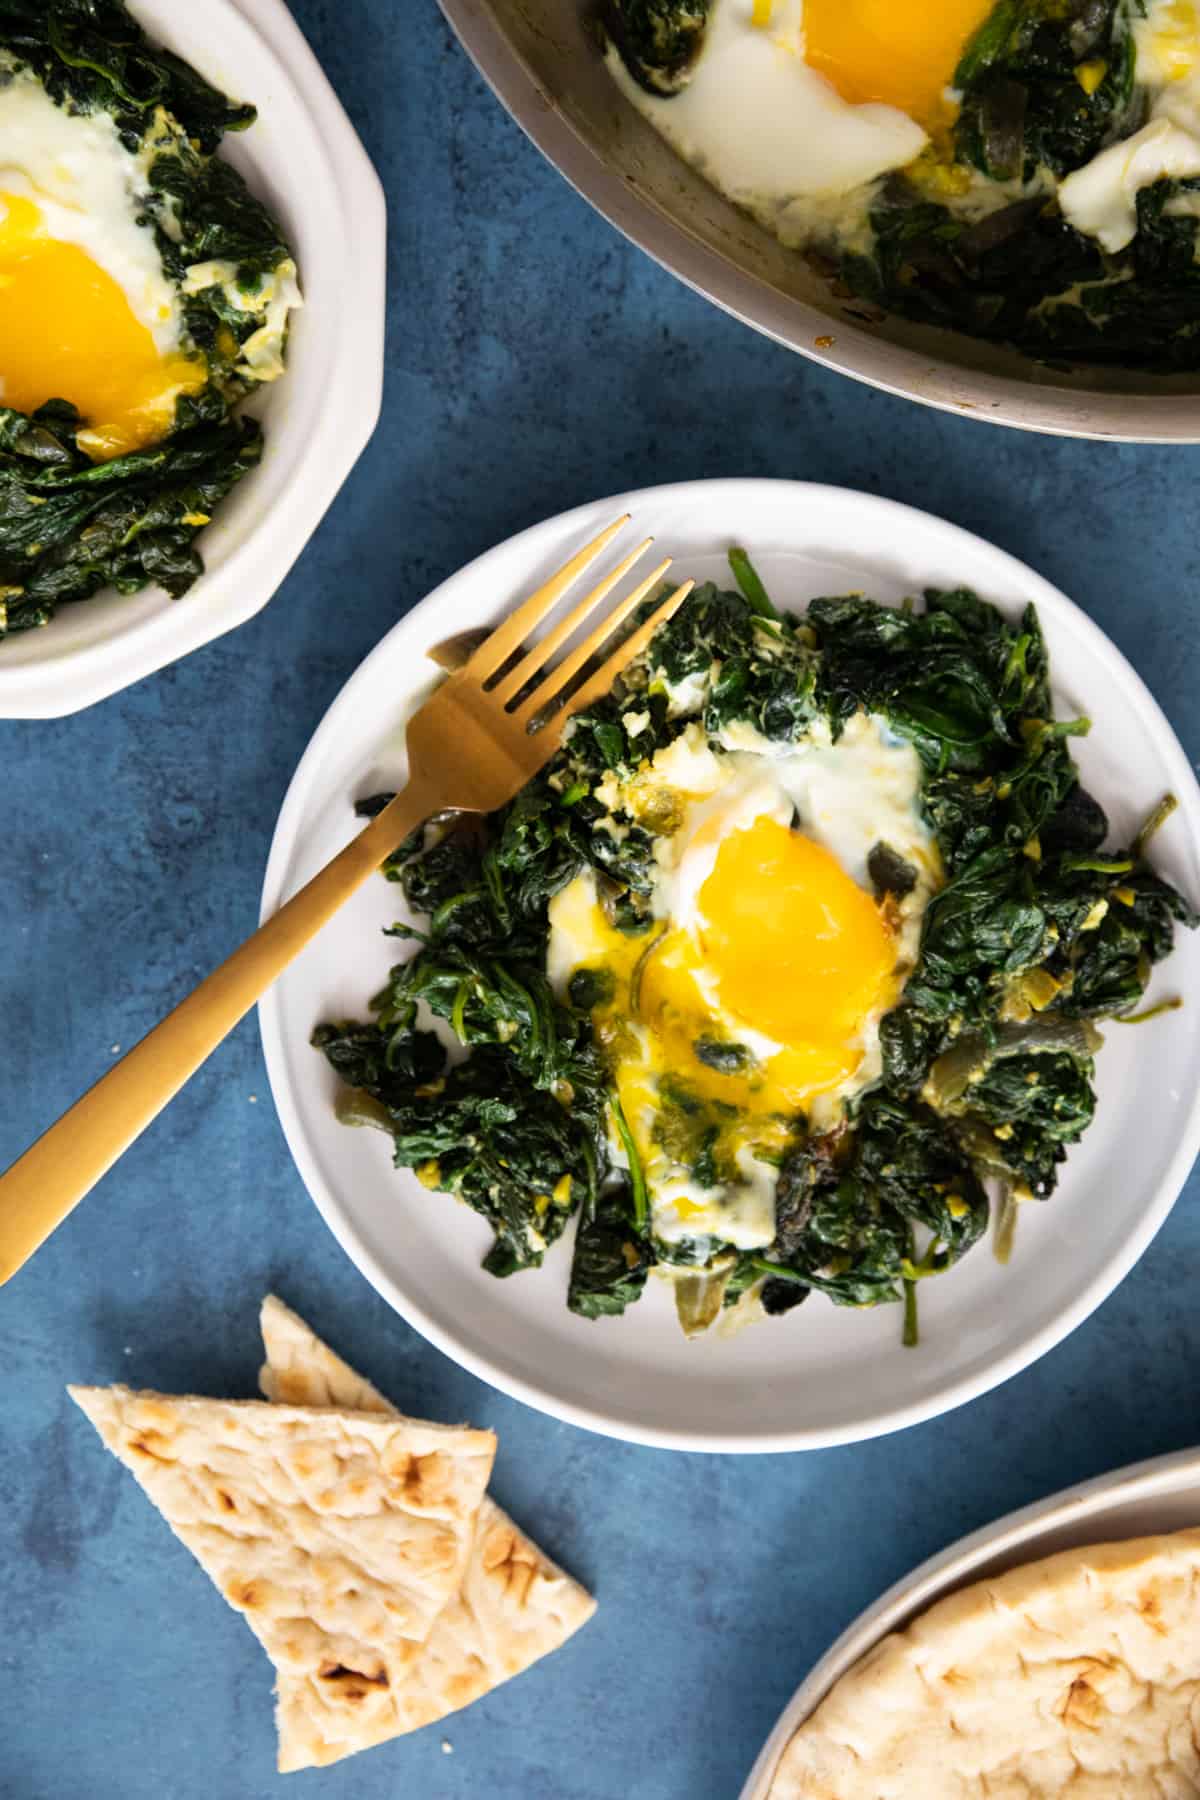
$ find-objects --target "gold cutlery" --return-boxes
[0,516,691,1283]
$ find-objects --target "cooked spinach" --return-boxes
[313,1023,606,1280]
[603,0,711,96]
[568,1183,653,1318]
[313,790,616,1281]
[755,1093,988,1315]
[849,170,1200,371]
[836,0,1200,370]
[0,0,297,639]
[646,577,819,745]
[315,558,1195,1341]
[954,0,1141,181]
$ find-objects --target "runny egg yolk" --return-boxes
[0,192,206,460]
[695,814,895,1055]
[558,810,901,1208]
[802,0,994,132]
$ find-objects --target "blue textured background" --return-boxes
[4,4,1200,1797]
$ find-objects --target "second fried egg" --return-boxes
[548,714,941,1252]
[0,69,207,459]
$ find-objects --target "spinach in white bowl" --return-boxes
[0,0,301,639]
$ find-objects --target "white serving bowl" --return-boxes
[259,479,1200,1453]
[0,0,385,719]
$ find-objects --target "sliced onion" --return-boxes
[925,1015,1103,1113]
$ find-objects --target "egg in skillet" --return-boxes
[605,0,995,242]
[547,714,941,1253]
[0,58,299,466]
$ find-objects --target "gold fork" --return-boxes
[0,516,692,1285]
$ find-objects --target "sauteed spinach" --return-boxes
[0,0,297,639]
[846,0,1200,368]
[315,557,1194,1342]
[0,402,261,633]
[602,0,712,95]
[606,0,1200,372]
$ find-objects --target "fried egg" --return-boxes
[1059,1,1200,252]
[0,68,206,460]
[606,0,993,241]
[548,715,941,1252]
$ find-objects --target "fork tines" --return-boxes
[464,516,694,734]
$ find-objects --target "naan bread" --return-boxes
[770,1530,1200,1799]
[258,1295,597,1771]
[69,1384,495,1765]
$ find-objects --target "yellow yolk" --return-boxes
[0,192,205,460]
[802,0,995,131]
[696,815,895,1055]
[556,813,901,1215]
[1147,1,1200,81]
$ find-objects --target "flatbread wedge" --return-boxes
[770,1529,1200,1799]
[259,1295,597,1771]
[69,1384,495,1768]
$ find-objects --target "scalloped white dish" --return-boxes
[0,0,385,719]
[740,1446,1200,1797]
[259,478,1200,1452]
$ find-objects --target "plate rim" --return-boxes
[737,1443,1200,1798]
[258,475,1200,1453]
[0,0,386,719]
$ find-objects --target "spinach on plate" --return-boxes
[0,0,298,639]
[315,553,1195,1344]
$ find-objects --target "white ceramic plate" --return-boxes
[0,0,385,719]
[258,478,1200,1452]
[739,1445,1200,1797]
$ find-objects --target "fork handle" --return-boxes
[0,779,440,1286]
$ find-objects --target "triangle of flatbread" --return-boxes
[69,1383,495,1765]
[259,1295,597,1771]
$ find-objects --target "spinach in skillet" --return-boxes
[841,0,1200,370]
[314,557,1195,1342]
[602,0,712,96]
[0,0,298,639]
[606,0,1200,372]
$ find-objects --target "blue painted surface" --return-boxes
[3,4,1200,1797]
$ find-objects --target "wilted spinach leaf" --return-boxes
[0,403,261,632]
[568,1182,652,1318]
[603,0,711,96]
[838,1,1200,371]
